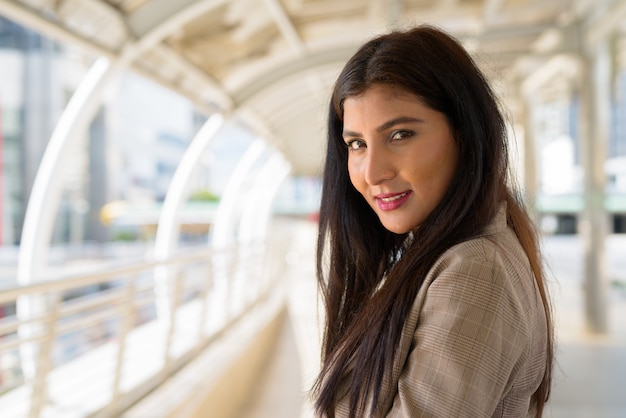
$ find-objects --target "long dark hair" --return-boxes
[314,25,553,417]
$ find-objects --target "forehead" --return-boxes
[345,84,421,107]
[342,85,429,124]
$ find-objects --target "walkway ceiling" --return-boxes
[1,0,625,176]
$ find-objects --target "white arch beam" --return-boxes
[153,113,225,320]
[238,153,291,244]
[16,57,114,280]
[252,156,291,241]
[208,139,268,323]
[154,113,225,257]
[16,56,117,389]
[211,139,268,248]
[234,153,290,307]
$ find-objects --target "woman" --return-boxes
[313,25,554,417]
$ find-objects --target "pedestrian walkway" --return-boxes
[544,235,626,418]
[239,219,319,418]
[243,227,626,417]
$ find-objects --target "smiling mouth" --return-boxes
[379,191,409,202]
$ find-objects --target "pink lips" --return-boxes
[375,191,411,211]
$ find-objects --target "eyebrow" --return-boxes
[342,116,425,138]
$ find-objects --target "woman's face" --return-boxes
[342,84,459,234]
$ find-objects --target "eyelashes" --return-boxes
[390,130,415,141]
[344,130,416,151]
[345,139,365,151]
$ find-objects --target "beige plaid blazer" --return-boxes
[335,207,549,417]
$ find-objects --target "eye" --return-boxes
[346,139,366,151]
[390,130,414,141]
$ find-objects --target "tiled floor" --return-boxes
[240,220,319,418]
[244,225,626,417]
[238,315,309,418]
[544,235,626,418]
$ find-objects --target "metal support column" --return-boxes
[520,96,539,221]
[579,37,611,334]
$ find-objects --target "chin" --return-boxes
[382,224,411,235]
[380,217,422,235]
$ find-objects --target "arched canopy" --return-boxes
[3,0,626,177]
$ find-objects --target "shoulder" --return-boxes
[403,225,547,369]
[406,227,539,369]
[388,228,545,418]
[426,228,527,288]
[413,227,537,340]
[428,232,521,291]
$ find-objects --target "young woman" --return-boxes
[313,25,554,417]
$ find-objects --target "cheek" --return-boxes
[409,152,455,196]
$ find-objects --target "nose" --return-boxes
[363,145,395,185]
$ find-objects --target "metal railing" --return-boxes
[0,239,287,418]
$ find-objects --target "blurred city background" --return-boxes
[0,0,624,417]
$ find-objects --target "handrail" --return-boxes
[0,238,287,418]
[0,245,238,304]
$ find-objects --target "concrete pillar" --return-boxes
[579,37,612,334]
[86,108,110,242]
[519,96,539,221]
